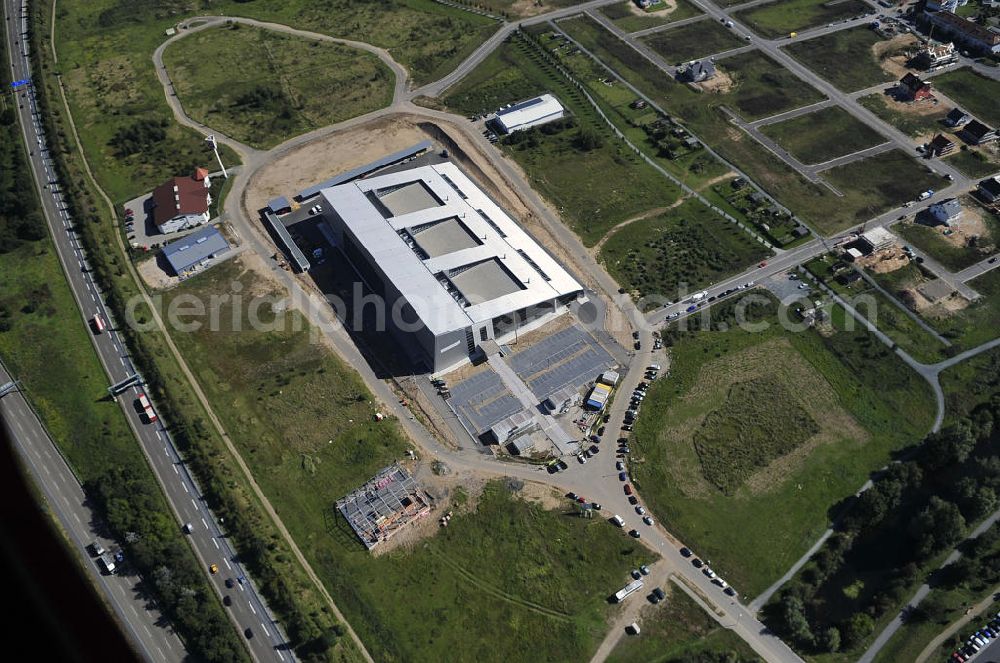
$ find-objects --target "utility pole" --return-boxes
[205,135,228,178]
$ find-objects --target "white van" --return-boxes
[98,553,116,574]
[610,515,625,527]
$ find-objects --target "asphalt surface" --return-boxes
[3,1,292,660]
[0,364,183,662]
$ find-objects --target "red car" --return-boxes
[759,261,768,268]
[624,484,633,495]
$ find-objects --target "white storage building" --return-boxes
[494,94,565,134]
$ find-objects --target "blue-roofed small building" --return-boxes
[493,94,565,134]
[928,198,963,226]
[268,195,291,215]
[161,225,230,277]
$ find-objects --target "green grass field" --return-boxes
[896,211,1000,273]
[599,198,770,306]
[820,150,941,229]
[634,297,936,596]
[162,25,392,149]
[783,26,897,93]
[641,18,743,64]
[161,260,655,662]
[945,147,1000,179]
[734,0,871,39]
[857,93,949,139]
[717,49,827,121]
[444,33,681,246]
[599,0,703,33]
[931,68,1000,127]
[760,106,885,165]
[606,582,762,663]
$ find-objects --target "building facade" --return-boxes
[152,168,212,234]
[318,162,584,373]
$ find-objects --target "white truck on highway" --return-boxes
[98,552,116,574]
[689,291,708,302]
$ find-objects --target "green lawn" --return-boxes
[760,106,886,165]
[599,198,770,307]
[634,297,936,596]
[857,93,949,139]
[717,49,827,121]
[606,582,762,663]
[945,147,1000,179]
[896,210,1000,273]
[783,25,897,92]
[162,25,393,149]
[641,18,743,64]
[445,33,682,246]
[931,68,1000,127]
[162,260,656,662]
[734,0,871,40]
[820,150,942,231]
[599,0,703,33]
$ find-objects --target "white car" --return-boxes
[616,461,625,471]
[578,454,587,464]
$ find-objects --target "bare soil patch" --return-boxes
[624,0,679,17]
[693,69,734,94]
[856,247,909,274]
[872,33,919,80]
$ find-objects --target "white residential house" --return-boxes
[928,198,963,226]
[152,168,212,234]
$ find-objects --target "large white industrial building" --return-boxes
[317,162,583,373]
[494,94,565,134]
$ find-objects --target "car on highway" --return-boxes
[209,563,219,574]
[990,257,998,264]
[686,305,696,313]
[183,522,193,533]
[90,314,106,334]
[225,578,235,589]
[244,628,254,639]
[223,595,232,606]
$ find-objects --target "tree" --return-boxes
[841,612,875,648]
[910,497,967,560]
[818,626,841,653]
[919,425,975,471]
[573,128,604,151]
[776,594,814,647]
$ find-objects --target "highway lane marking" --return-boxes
[182,482,189,494]
[190,498,197,509]
[201,517,208,529]
[249,602,256,615]
[173,465,179,474]
[260,623,269,637]
[212,539,219,549]
[224,559,231,570]
[156,646,166,661]
[277,650,285,661]
[118,356,125,366]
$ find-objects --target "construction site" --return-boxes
[336,464,433,551]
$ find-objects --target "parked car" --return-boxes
[643,515,654,526]
[679,547,692,557]
[691,558,703,568]
[591,502,602,511]
[589,445,600,455]
[652,587,666,601]
[629,529,641,538]
[616,461,625,471]
[624,484,632,495]
[619,472,627,481]
[631,569,642,579]
[628,495,639,505]
[640,565,650,575]
[635,505,645,515]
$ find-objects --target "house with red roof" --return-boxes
[151,168,212,234]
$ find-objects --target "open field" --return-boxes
[821,150,941,226]
[896,205,1000,273]
[467,0,588,17]
[857,92,949,140]
[162,260,653,662]
[873,262,1000,351]
[599,0,703,33]
[444,33,681,246]
[599,199,770,306]
[716,49,827,121]
[634,297,936,596]
[606,582,762,663]
[945,146,1000,179]
[555,15,944,235]
[783,25,898,92]
[760,105,885,165]
[734,0,871,40]
[641,18,743,64]
[53,0,498,200]
[931,68,1000,127]
[162,25,392,149]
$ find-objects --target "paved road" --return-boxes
[955,256,1000,283]
[0,365,183,662]
[4,1,292,659]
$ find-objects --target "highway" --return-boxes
[2,1,292,660]
[0,364,183,662]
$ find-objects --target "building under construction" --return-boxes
[336,464,432,550]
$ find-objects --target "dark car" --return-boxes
[591,502,602,511]
[621,424,633,431]
[680,547,692,558]
[557,460,568,471]
[619,472,627,481]
[225,578,235,589]
[634,341,641,350]
[629,529,641,539]
[632,331,640,340]
[628,495,639,505]
[618,438,629,445]
[567,492,578,501]
[223,595,232,606]
[692,558,703,568]
[603,413,611,423]
[686,305,697,313]
[244,628,254,639]
[589,445,600,455]
[653,587,666,601]
[597,426,606,436]
[624,484,633,495]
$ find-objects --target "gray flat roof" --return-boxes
[450,258,523,304]
[297,140,433,201]
[377,181,442,217]
[319,162,583,336]
[161,225,229,274]
[414,217,482,258]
